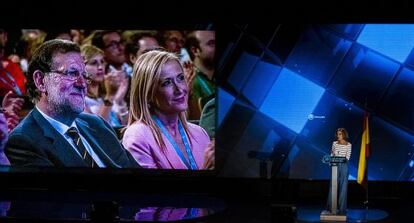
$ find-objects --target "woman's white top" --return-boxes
[331,141,352,161]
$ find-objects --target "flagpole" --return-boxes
[363,100,369,221]
[366,154,369,206]
[364,156,369,222]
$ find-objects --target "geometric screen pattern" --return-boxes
[357,24,414,63]
[217,24,414,181]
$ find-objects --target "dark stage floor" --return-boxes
[0,192,412,222]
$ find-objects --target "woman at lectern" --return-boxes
[327,128,352,215]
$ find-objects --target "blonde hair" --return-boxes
[128,50,192,150]
[80,44,106,98]
[80,44,104,62]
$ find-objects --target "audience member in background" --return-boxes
[199,96,215,170]
[199,97,215,139]
[0,29,27,98]
[5,39,139,168]
[0,110,10,165]
[7,30,46,73]
[80,30,95,45]
[184,31,216,120]
[71,30,85,45]
[2,91,23,132]
[1,29,28,124]
[81,44,129,128]
[158,31,187,60]
[91,30,132,76]
[122,50,214,169]
[125,31,160,66]
[44,29,72,42]
[91,30,131,112]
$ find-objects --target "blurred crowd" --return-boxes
[0,29,216,168]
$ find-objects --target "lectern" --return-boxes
[320,155,347,222]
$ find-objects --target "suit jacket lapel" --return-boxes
[31,108,86,167]
[75,118,120,168]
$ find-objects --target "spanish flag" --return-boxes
[357,112,370,187]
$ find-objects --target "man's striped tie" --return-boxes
[66,127,97,167]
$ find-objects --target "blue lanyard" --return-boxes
[0,70,22,96]
[153,115,198,170]
[110,111,122,127]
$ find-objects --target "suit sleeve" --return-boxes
[199,98,215,139]
[94,115,140,168]
[122,126,158,169]
[119,143,141,168]
[5,133,54,167]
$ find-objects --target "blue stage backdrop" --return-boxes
[217,24,414,181]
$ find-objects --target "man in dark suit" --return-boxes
[5,39,139,168]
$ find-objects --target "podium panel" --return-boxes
[320,155,347,221]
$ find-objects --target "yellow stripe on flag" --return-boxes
[357,114,369,186]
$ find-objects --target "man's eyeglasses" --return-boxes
[167,37,184,45]
[104,40,124,50]
[48,70,92,84]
